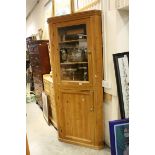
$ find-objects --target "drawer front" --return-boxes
[49,83,54,92]
[51,106,57,123]
[43,80,50,94]
[44,83,50,94]
[50,85,55,97]
[44,88,49,95]
[50,94,56,107]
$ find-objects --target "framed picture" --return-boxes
[109,119,129,155]
[113,52,129,119]
[54,0,71,16]
[74,0,100,12]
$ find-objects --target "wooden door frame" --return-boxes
[53,19,94,89]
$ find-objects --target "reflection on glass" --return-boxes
[58,24,89,81]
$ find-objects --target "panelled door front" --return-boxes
[59,90,95,145]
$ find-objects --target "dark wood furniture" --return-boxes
[27,40,51,108]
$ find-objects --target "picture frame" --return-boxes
[109,119,129,155]
[54,0,71,16]
[74,0,100,12]
[113,52,129,119]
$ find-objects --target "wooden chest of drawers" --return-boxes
[27,40,51,108]
[43,74,57,128]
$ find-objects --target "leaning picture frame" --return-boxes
[109,119,129,155]
[113,52,129,119]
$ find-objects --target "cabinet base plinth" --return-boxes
[58,138,104,150]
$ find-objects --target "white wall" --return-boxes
[101,0,129,146]
[26,0,52,39]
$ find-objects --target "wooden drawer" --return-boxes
[50,94,56,107]
[44,88,49,95]
[50,101,56,109]
[43,80,50,94]
[49,84,54,93]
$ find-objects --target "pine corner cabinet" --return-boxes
[47,10,104,149]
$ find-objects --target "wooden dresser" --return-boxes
[43,74,57,128]
[27,40,51,108]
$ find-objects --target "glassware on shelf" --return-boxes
[65,68,77,80]
[58,24,89,82]
[84,48,88,61]
[66,48,85,62]
[78,66,88,81]
[64,33,87,41]
[60,48,68,62]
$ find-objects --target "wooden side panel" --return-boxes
[91,14,104,147]
[59,90,95,145]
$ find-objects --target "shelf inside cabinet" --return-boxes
[60,62,88,65]
[59,39,87,44]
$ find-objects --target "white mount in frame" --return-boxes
[113,52,129,119]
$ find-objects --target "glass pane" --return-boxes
[58,24,89,81]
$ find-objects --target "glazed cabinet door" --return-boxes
[53,19,94,89]
[58,90,95,145]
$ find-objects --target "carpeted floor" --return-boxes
[26,102,110,155]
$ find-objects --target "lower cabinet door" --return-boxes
[58,90,95,146]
